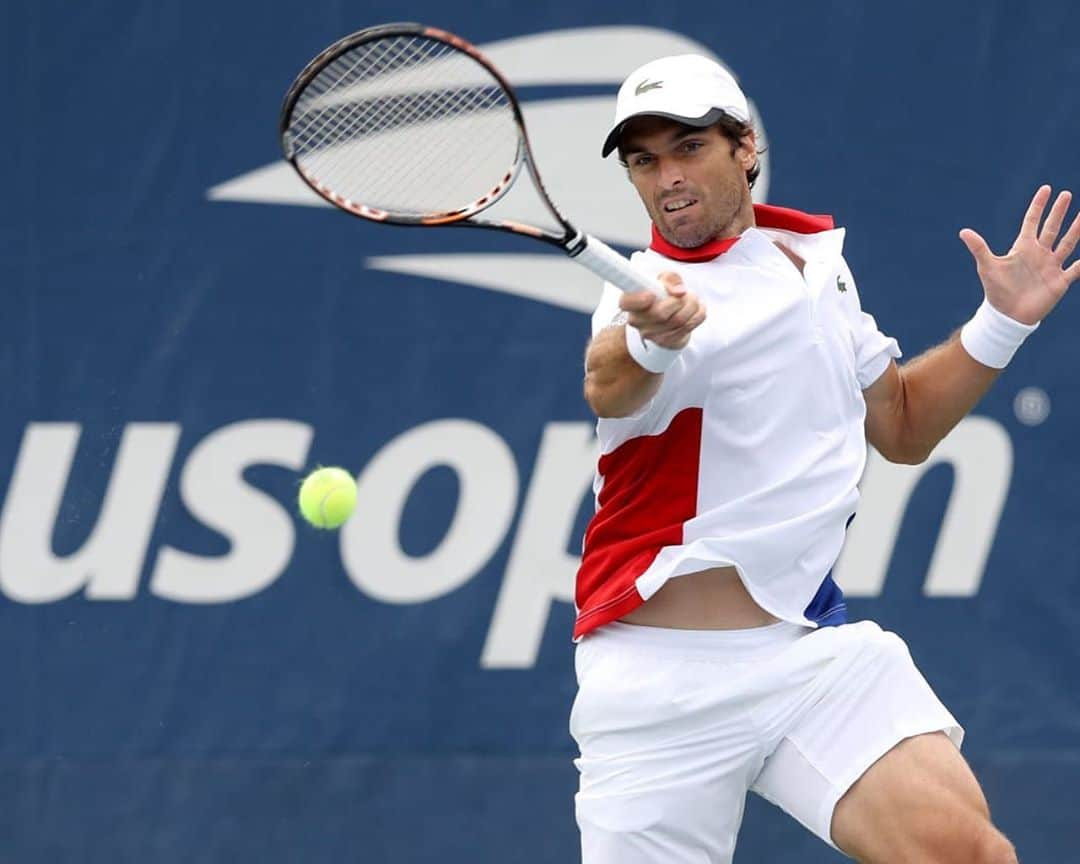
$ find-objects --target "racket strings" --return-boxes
[289,40,412,159]
[360,79,509,204]
[286,34,519,217]
[291,36,445,151]
[302,41,510,210]
[373,74,510,201]
[294,40,475,199]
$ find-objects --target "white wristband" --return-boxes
[960,299,1039,369]
[625,324,682,373]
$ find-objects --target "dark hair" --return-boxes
[618,112,764,189]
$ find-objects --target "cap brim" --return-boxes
[601,107,731,158]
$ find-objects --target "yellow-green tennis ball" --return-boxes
[298,467,357,529]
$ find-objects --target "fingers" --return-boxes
[661,296,700,329]
[1019,184,1052,239]
[1056,209,1080,263]
[645,301,708,350]
[959,228,993,266]
[631,292,698,331]
[618,271,685,312]
[619,290,655,313]
[665,304,708,348]
[658,271,686,297]
[619,271,705,346]
[1040,189,1072,248]
[618,270,687,313]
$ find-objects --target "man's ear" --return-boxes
[738,131,758,170]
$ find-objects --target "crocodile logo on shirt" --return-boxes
[837,276,848,293]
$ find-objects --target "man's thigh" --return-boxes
[750,621,964,848]
[831,732,1016,863]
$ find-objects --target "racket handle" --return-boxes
[569,234,664,295]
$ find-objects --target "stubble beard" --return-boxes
[658,219,723,249]
[654,183,750,249]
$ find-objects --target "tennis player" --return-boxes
[574,54,1077,863]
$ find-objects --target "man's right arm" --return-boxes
[583,272,706,418]
[584,324,664,417]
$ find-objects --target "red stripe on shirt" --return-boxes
[574,407,703,639]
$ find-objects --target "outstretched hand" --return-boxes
[959,185,1080,325]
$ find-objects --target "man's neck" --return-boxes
[725,196,757,240]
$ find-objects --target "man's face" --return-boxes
[619,116,756,248]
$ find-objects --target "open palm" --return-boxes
[959,185,1080,325]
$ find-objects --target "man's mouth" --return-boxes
[662,198,698,213]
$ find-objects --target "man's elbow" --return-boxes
[875,436,934,465]
[583,385,623,419]
[583,380,605,416]
[583,378,640,419]
[886,447,932,466]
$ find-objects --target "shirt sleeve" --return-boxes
[838,258,902,389]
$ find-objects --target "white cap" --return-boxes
[601,54,750,157]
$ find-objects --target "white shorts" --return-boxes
[571,619,963,863]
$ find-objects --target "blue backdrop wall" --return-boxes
[3,1,1079,861]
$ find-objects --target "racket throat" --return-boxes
[565,231,588,257]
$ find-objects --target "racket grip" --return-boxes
[569,234,664,295]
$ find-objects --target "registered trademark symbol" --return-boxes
[1013,387,1051,426]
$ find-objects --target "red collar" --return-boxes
[649,203,836,262]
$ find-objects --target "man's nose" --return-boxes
[657,156,685,189]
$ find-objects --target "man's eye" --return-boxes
[681,140,703,153]
[632,155,654,168]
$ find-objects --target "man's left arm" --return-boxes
[865,185,1080,464]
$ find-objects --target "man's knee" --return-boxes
[875,815,1017,864]
[928,817,1017,864]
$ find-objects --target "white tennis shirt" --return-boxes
[575,204,901,640]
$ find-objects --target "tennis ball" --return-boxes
[298,467,357,529]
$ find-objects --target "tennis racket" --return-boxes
[278,22,663,297]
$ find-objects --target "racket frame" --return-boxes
[279,22,583,252]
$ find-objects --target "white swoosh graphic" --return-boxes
[365,253,603,313]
